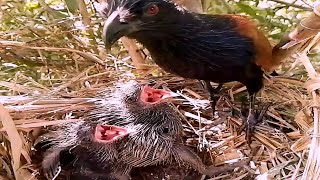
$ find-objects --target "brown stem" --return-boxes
[269,0,312,10]
[272,4,320,71]
[120,37,148,73]
[77,0,99,54]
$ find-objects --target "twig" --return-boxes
[77,0,99,53]
[269,0,312,11]
[0,41,105,65]
[77,0,91,26]
[120,37,148,72]
[298,33,320,180]
[0,104,22,180]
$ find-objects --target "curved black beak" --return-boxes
[102,11,138,49]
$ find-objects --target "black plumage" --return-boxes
[101,0,281,142]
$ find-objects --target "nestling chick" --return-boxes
[41,81,247,180]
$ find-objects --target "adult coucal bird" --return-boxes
[101,0,284,142]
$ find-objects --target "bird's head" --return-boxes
[83,81,180,145]
[101,0,186,48]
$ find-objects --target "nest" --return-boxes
[1,2,320,180]
[0,62,315,179]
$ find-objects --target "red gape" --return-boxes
[139,85,173,104]
[94,125,129,143]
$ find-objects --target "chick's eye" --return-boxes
[163,127,169,134]
[147,4,159,16]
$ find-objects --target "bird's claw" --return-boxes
[239,112,259,144]
[238,104,270,144]
[200,81,223,114]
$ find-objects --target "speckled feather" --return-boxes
[41,81,185,179]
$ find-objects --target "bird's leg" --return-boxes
[238,93,269,144]
[238,93,257,144]
[202,81,223,115]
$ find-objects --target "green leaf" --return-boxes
[255,14,267,23]
[25,2,40,10]
[270,33,285,40]
[64,0,78,14]
[236,2,257,16]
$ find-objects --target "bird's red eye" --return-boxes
[147,4,159,16]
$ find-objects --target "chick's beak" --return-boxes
[140,86,180,104]
[161,91,180,100]
[157,91,180,104]
[102,10,138,49]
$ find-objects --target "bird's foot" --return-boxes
[199,81,223,116]
[238,104,270,144]
[238,111,259,144]
[210,94,221,116]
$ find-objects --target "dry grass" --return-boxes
[1,1,320,180]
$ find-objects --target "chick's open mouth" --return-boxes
[94,124,130,143]
[140,85,179,104]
